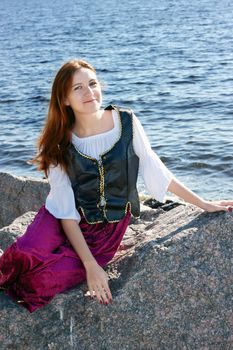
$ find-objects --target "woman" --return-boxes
[0,59,232,313]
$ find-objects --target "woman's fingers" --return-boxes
[219,200,233,206]
[88,286,96,298]
[216,204,232,212]
[95,287,104,304]
[204,200,233,213]
[88,282,103,302]
[213,200,233,207]
[86,264,113,305]
[104,285,113,304]
[211,205,229,212]
[93,285,110,305]
[100,281,113,304]
[103,275,113,301]
[88,280,112,305]
[97,280,112,305]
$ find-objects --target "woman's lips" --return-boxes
[83,99,97,103]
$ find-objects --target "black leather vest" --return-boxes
[67,105,140,224]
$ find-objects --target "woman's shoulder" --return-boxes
[48,164,71,185]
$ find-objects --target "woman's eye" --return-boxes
[74,86,82,91]
[90,81,97,87]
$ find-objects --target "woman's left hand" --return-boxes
[168,178,233,213]
[201,200,233,213]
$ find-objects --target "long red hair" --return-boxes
[32,59,96,177]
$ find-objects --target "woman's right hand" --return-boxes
[84,260,113,305]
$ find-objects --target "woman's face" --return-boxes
[65,67,102,115]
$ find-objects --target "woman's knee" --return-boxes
[16,206,66,253]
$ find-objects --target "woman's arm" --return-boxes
[132,113,174,202]
[131,114,233,213]
[46,165,112,305]
[61,219,112,305]
[168,177,233,212]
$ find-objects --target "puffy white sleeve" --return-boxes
[45,165,81,222]
[133,113,174,202]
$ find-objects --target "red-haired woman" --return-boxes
[0,59,232,312]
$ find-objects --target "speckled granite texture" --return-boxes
[0,173,232,349]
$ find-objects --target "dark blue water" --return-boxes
[0,0,232,200]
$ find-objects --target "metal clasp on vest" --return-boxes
[97,196,106,209]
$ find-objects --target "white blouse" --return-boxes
[45,110,174,222]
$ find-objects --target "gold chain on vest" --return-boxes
[97,158,107,213]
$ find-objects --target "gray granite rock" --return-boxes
[0,203,232,350]
[0,172,49,228]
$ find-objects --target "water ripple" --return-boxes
[0,0,233,199]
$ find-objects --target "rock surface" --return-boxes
[0,173,232,349]
[0,172,49,228]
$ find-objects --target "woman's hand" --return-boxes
[201,200,233,213]
[84,261,113,305]
[61,219,113,305]
[168,179,233,213]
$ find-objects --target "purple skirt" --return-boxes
[0,206,131,312]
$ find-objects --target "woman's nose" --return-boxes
[84,86,93,96]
